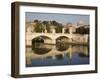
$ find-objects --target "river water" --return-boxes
[26,43,89,67]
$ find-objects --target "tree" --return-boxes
[75,26,89,34]
[51,20,57,26]
[34,21,44,32]
[55,23,63,33]
[34,20,39,23]
[34,20,64,33]
[43,21,51,33]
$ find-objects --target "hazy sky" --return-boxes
[26,12,90,25]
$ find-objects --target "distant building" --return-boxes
[26,22,36,33]
[64,23,76,34]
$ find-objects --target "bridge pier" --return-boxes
[52,56,56,59]
[26,33,89,46]
[62,28,66,33]
[51,39,56,44]
[26,40,32,46]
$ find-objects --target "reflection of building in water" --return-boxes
[26,44,89,65]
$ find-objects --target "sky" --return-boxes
[26,12,90,25]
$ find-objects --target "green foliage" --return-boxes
[34,20,39,23]
[75,27,89,34]
[65,29,69,33]
[56,23,63,33]
[50,21,63,33]
[43,21,51,33]
[33,20,89,34]
[34,22,44,32]
[34,20,64,33]
[51,21,58,26]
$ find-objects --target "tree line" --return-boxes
[33,20,89,34]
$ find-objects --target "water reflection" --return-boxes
[32,43,52,55]
[56,42,69,51]
[55,54,63,60]
[26,42,89,67]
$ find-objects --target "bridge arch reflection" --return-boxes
[32,36,52,55]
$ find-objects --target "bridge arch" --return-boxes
[56,36,71,43]
[31,36,52,55]
[32,35,52,41]
[32,35,52,45]
[56,36,70,39]
[26,33,73,46]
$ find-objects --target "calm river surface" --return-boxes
[26,43,89,67]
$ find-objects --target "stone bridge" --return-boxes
[26,32,88,46]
